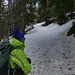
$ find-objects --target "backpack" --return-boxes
[0,40,10,69]
[0,40,31,75]
[0,40,19,75]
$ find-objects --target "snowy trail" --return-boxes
[24,20,75,75]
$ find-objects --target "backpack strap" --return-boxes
[10,46,21,53]
[8,46,21,75]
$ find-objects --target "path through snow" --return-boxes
[24,20,75,75]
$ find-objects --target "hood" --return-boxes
[10,38,26,50]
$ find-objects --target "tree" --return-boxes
[0,0,36,40]
[37,0,55,22]
[73,0,75,10]
[37,0,74,24]
[0,0,8,40]
[10,0,36,33]
[54,0,74,24]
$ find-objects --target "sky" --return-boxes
[4,0,38,8]
[4,0,8,5]
[36,2,39,8]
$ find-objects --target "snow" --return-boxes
[24,19,75,75]
[66,11,75,17]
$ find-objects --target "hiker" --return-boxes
[0,26,31,75]
[10,26,31,75]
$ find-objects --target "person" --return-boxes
[9,26,31,75]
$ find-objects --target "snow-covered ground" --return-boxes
[24,19,75,75]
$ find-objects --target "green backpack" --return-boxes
[0,40,10,69]
[0,40,19,75]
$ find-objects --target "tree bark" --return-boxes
[73,0,75,10]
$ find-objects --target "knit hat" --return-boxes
[12,26,24,41]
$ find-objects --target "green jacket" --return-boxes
[10,38,31,75]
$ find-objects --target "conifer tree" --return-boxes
[55,0,74,22]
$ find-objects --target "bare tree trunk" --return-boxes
[20,0,27,34]
[0,0,5,40]
[8,0,14,36]
[21,12,26,34]
[73,0,75,10]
